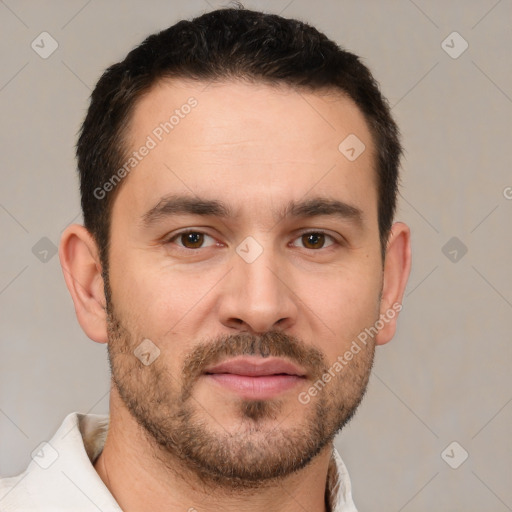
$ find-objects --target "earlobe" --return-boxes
[58,224,109,344]
[375,222,412,346]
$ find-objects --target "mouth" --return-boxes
[203,356,307,400]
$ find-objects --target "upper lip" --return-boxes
[204,357,307,377]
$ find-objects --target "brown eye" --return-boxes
[291,231,336,250]
[301,232,326,249]
[165,231,218,252]
[180,232,205,248]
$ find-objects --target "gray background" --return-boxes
[1,0,511,510]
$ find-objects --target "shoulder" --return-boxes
[0,412,118,512]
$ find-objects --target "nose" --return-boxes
[217,246,298,334]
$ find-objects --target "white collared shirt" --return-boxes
[0,412,358,511]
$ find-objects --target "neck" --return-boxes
[94,388,332,512]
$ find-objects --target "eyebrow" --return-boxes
[140,194,364,228]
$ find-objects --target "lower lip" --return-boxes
[205,373,304,400]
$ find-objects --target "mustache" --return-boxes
[181,330,328,397]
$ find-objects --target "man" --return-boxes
[0,5,410,511]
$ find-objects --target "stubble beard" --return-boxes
[105,297,375,490]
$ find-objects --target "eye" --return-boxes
[167,231,217,249]
[291,231,336,250]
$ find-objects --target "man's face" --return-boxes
[105,79,383,486]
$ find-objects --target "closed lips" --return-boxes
[204,357,307,377]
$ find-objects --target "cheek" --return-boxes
[108,249,222,343]
[298,263,381,360]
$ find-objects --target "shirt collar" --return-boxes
[326,446,358,512]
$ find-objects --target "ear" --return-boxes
[375,221,412,346]
[59,224,108,344]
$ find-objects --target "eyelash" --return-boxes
[163,229,342,251]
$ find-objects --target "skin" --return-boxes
[60,79,411,512]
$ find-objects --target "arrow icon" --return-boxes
[338,134,365,161]
[32,237,58,262]
[31,441,59,468]
[442,236,467,263]
[31,31,59,59]
[236,236,263,263]
[441,441,468,469]
[134,338,160,365]
[441,32,468,59]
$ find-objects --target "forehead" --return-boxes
[128,78,373,153]
[113,78,377,225]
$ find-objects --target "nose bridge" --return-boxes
[236,239,283,304]
[219,238,296,332]
[239,246,279,298]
